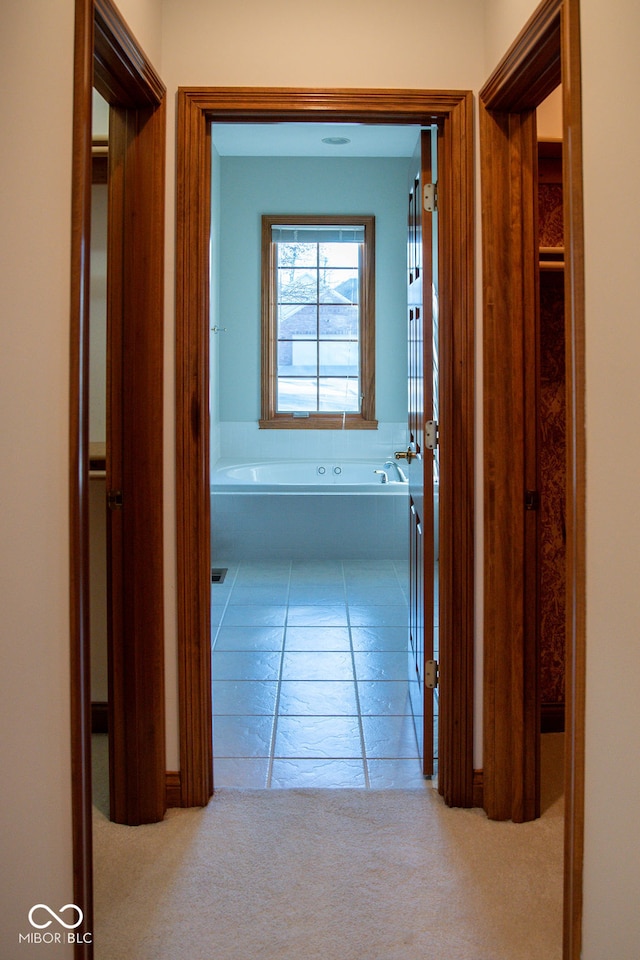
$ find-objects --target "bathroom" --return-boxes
[208,121,439,788]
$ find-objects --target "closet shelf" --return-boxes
[539,245,564,270]
[89,440,106,473]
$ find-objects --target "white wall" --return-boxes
[537,86,563,140]
[161,0,485,90]
[0,4,76,955]
[117,0,163,68]
[483,0,542,67]
[0,0,162,953]
[580,3,640,955]
[483,1,640,956]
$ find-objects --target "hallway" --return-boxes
[211,558,437,788]
[93,776,563,960]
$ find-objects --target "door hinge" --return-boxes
[525,489,540,511]
[107,489,124,510]
[423,183,438,212]
[425,659,439,690]
[425,420,439,450]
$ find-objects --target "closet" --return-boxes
[537,137,566,733]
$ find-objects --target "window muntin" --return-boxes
[260,215,376,429]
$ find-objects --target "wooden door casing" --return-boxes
[480,5,587,953]
[175,87,475,810]
[70,8,167,948]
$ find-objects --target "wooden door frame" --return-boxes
[479,0,585,954]
[175,87,475,809]
[70,0,166,949]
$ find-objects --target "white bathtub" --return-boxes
[211,459,410,560]
[212,459,409,493]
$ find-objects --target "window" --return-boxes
[260,215,376,429]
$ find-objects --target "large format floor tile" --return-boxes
[277,680,359,716]
[361,714,420,759]
[213,757,270,788]
[283,626,351,651]
[350,626,407,651]
[214,625,285,651]
[281,651,354,682]
[213,715,275,757]
[212,680,279,715]
[270,758,367,788]
[286,604,349,627]
[221,605,287,627]
[357,680,413,716]
[211,558,436,790]
[367,758,431,788]
[212,651,282,681]
[353,650,408,681]
[274,716,362,759]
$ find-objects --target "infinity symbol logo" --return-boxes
[28,904,84,930]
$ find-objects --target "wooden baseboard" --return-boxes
[473,706,564,812]
[166,771,182,808]
[541,701,565,733]
[473,769,484,808]
[91,708,181,811]
[91,701,108,734]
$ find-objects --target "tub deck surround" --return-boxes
[212,458,409,493]
[211,458,414,560]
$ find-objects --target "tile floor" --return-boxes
[211,559,436,789]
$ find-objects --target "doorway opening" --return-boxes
[479,0,585,953]
[88,88,110,817]
[536,87,567,814]
[175,87,475,810]
[70,2,167,948]
[208,120,436,789]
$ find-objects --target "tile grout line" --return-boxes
[210,561,239,650]
[265,560,292,788]
[343,560,370,789]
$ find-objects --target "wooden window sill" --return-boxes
[259,417,378,430]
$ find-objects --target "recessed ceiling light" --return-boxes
[321,136,351,145]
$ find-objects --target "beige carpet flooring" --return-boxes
[93,740,564,960]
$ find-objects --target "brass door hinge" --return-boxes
[425,659,439,689]
[423,183,438,212]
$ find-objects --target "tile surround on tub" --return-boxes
[218,420,408,463]
[210,421,221,468]
[211,491,409,560]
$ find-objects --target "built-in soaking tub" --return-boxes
[211,459,410,560]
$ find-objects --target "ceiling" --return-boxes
[210,122,423,158]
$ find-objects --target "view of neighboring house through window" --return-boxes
[260,215,377,428]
